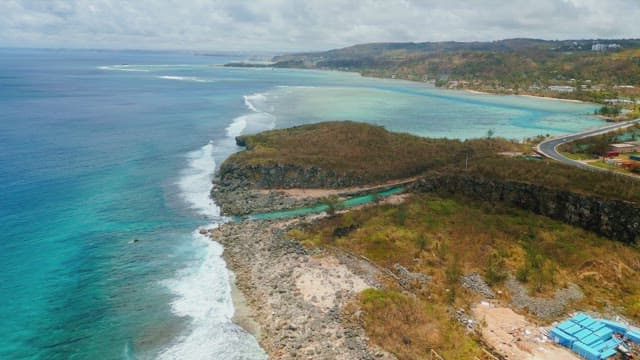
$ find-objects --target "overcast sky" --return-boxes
[1,0,639,52]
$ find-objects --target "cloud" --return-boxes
[0,0,638,52]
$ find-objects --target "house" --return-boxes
[604,99,635,105]
[548,85,575,93]
[609,143,640,153]
[592,43,621,52]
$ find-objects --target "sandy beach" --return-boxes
[465,89,491,95]
[463,88,591,104]
[517,94,588,104]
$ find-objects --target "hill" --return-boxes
[212,121,640,359]
[267,39,640,104]
[217,121,640,241]
[220,121,640,202]
[219,121,521,188]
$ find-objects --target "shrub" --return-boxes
[485,251,507,285]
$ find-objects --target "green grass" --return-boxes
[464,156,640,204]
[588,161,616,170]
[559,151,594,161]
[290,194,640,358]
[291,194,640,319]
[354,289,482,359]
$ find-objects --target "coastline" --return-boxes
[229,270,261,338]
[517,93,589,104]
[464,89,490,95]
[211,187,582,360]
[209,219,394,359]
[225,62,599,105]
[464,88,591,104]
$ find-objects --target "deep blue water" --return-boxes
[0,48,602,359]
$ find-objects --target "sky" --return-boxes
[1,0,639,52]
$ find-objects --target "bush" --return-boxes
[485,251,507,285]
[595,105,621,116]
[517,239,556,293]
[358,289,482,358]
[323,195,342,217]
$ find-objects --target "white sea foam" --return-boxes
[136,64,201,68]
[157,75,214,83]
[242,113,276,135]
[225,116,248,138]
[176,142,220,218]
[158,231,265,360]
[97,65,149,72]
[244,93,274,113]
[100,64,206,71]
[243,94,262,112]
[161,91,278,359]
[275,85,317,89]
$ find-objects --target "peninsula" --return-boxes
[209,121,640,359]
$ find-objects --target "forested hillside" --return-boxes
[270,39,640,104]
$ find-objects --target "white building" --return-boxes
[592,43,621,52]
[548,85,575,93]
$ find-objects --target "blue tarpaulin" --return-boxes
[550,313,626,360]
[626,330,640,343]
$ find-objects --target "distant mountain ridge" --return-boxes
[273,38,640,63]
[268,38,640,104]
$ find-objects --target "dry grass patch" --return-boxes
[356,289,482,359]
[227,121,524,185]
[291,194,640,319]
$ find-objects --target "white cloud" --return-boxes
[0,0,638,52]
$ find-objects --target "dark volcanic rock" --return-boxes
[218,162,368,190]
[413,175,640,244]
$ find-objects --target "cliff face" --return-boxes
[218,162,371,189]
[217,158,640,243]
[414,175,640,244]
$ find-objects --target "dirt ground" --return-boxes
[261,177,418,200]
[472,302,580,360]
[294,256,371,312]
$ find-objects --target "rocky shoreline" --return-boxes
[207,220,395,359]
[206,186,589,359]
[211,183,316,216]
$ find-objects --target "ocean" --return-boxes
[0,48,601,359]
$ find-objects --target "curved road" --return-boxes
[536,118,640,172]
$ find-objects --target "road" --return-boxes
[536,118,640,172]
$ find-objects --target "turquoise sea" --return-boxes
[0,48,602,359]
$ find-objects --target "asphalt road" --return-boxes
[536,118,640,172]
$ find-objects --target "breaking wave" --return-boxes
[159,90,277,359]
[157,75,215,83]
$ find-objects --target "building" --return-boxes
[548,85,575,93]
[604,99,635,105]
[609,143,640,153]
[592,43,621,52]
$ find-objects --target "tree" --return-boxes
[485,251,507,285]
[323,195,342,217]
[486,129,495,139]
[517,235,555,293]
[590,135,612,160]
[595,105,621,117]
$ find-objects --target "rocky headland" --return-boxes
[209,121,640,359]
